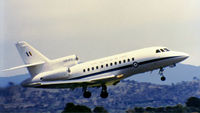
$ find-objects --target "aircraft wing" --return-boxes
[35,74,117,88]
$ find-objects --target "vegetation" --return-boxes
[93,106,108,113]
[62,103,92,113]
[1,80,200,113]
[127,97,200,113]
[61,103,108,113]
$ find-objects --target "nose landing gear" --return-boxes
[161,76,166,81]
[159,68,166,81]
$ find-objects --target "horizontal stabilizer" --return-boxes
[2,61,45,72]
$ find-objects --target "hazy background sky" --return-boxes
[1,0,200,76]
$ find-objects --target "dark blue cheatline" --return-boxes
[69,56,178,80]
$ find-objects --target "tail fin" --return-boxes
[15,41,50,77]
[16,41,49,64]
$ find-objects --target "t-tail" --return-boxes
[16,41,49,64]
[3,41,79,79]
[3,41,50,77]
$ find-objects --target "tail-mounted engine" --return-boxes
[39,68,70,81]
[52,54,79,68]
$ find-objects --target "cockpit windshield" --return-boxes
[164,48,170,51]
[156,48,170,53]
[160,49,165,52]
[156,49,161,53]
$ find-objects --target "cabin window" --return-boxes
[87,68,90,71]
[127,59,130,62]
[75,56,79,60]
[67,68,71,73]
[123,60,126,63]
[110,63,113,66]
[92,67,94,70]
[115,62,117,65]
[119,61,122,64]
[96,66,99,69]
[106,64,108,67]
[83,69,86,72]
[132,58,134,61]
[101,65,104,68]
[156,49,161,53]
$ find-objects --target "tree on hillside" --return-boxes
[134,107,144,113]
[93,106,108,113]
[186,97,200,108]
[62,103,92,113]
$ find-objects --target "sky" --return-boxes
[1,0,200,76]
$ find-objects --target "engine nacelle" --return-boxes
[52,54,79,68]
[38,68,69,81]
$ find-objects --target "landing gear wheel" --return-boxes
[83,91,91,98]
[133,62,139,68]
[100,91,108,98]
[82,87,91,98]
[161,76,166,81]
[100,85,109,98]
[159,68,166,81]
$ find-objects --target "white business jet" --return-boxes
[3,41,189,98]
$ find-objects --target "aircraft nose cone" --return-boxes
[179,52,189,61]
[182,53,189,59]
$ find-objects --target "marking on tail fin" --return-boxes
[29,51,32,56]
[26,52,29,57]
[26,51,32,57]
[16,41,50,77]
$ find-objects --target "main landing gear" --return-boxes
[159,68,166,81]
[100,85,108,98]
[82,85,109,98]
[83,87,91,98]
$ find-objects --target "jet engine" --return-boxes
[39,68,70,81]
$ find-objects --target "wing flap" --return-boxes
[39,74,116,86]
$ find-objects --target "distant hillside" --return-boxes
[0,74,29,87]
[1,80,200,113]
